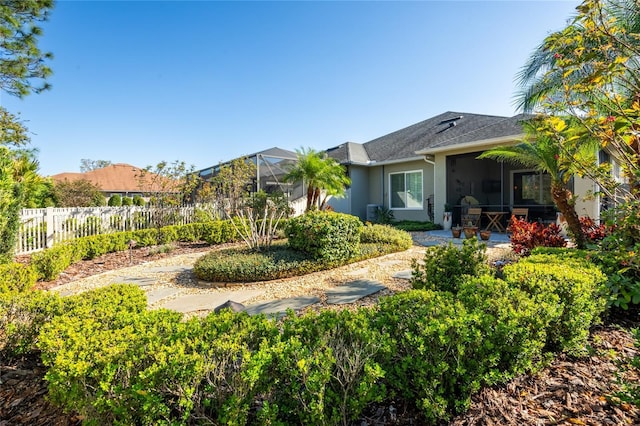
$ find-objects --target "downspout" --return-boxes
[424,155,436,221]
[381,166,385,206]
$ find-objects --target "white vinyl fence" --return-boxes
[17,205,196,255]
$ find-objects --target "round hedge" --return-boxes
[193,223,414,283]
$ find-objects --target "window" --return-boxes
[390,170,423,209]
[512,171,553,205]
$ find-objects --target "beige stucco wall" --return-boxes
[574,176,598,218]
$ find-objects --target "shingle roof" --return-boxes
[361,111,528,162]
[51,163,175,193]
[326,142,371,164]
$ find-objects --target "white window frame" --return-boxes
[389,170,423,210]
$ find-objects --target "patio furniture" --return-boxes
[511,207,529,221]
[483,211,507,232]
[462,207,482,228]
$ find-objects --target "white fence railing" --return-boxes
[17,205,196,255]
[16,198,308,256]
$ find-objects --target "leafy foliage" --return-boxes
[194,224,412,283]
[283,147,351,212]
[502,253,607,354]
[52,178,105,207]
[107,194,122,206]
[509,216,566,256]
[411,237,488,293]
[286,211,363,262]
[0,0,54,97]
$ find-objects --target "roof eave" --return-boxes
[415,134,524,155]
[367,156,425,166]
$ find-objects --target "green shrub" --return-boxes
[502,253,607,354]
[267,310,386,425]
[30,243,76,281]
[391,220,439,232]
[39,290,279,425]
[121,196,133,206]
[132,194,145,206]
[0,290,64,357]
[201,220,237,245]
[28,221,241,282]
[375,290,481,423]
[411,237,489,293]
[360,223,413,250]
[456,275,557,384]
[107,194,122,206]
[0,262,37,294]
[194,243,317,282]
[286,211,363,262]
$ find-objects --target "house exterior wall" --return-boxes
[348,166,370,220]
[327,165,369,220]
[574,176,598,218]
[383,159,434,222]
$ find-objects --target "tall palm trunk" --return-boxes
[551,182,586,249]
[306,184,314,211]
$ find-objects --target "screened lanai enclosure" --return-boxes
[446,152,559,228]
[196,147,305,201]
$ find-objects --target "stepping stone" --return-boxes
[214,300,246,313]
[326,280,386,305]
[145,266,192,273]
[159,289,263,313]
[110,276,157,287]
[146,288,181,305]
[392,270,413,280]
[243,296,321,317]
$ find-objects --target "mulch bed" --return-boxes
[2,244,640,425]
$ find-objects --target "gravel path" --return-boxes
[47,232,515,316]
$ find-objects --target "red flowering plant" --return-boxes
[509,216,566,256]
[579,216,611,243]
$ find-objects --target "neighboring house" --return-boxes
[51,163,174,200]
[326,111,606,228]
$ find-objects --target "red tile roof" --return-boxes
[51,163,177,193]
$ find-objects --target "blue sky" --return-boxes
[1,0,580,177]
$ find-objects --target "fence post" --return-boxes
[45,206,54,248]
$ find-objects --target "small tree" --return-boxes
[53,178,104,207]
[283,147,351,212]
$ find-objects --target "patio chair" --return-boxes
[507,207,529,233]
[511,207,529,221]
[462,207,482,228]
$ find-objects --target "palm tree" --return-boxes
[283,147,351,212]
[478,121,593,249]
[514,0,640,198]
[515,0,640,114]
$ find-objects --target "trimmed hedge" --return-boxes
[28,220,238,281]
[501,253,607,354]
[194,224,413,282]
[286,211,363,262]
[0,262,38,294]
